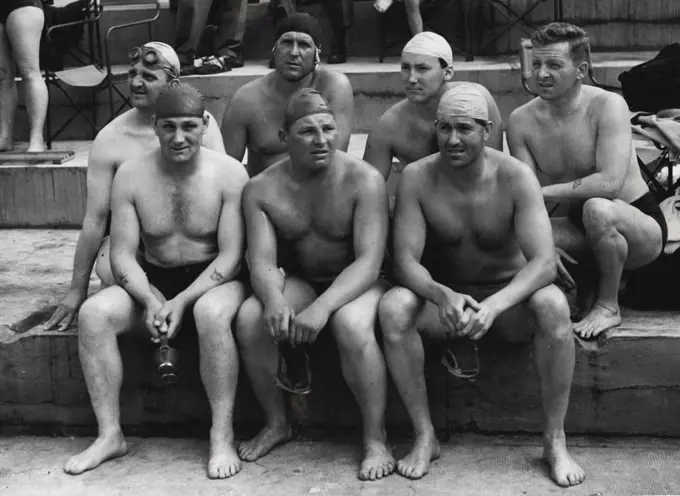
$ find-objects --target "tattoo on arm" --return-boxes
[572,178,583,190]
[210,268,226,282]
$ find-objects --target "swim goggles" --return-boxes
[128,46,180,81]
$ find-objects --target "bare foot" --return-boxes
[27,141,47,153]
[237,423,292,462]
[208,435,241,479]
[573,302,621,339]
[543,434,586,487]
[63,432,128,475]
[396,433,440,480]
[358,440,395,481]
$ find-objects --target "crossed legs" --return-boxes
[236,277,395,480]
[64,281,246,478]
[379,284,585,486]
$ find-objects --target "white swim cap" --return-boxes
[437,84,488,122]
[402,31,453,68]
[143,41,181,76]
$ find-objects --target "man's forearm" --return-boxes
[251,262,286,306]
[69,219,108,295]
[114,257,156,307]
[176,254,242,305]
[395,258,447,305]
[483,257,555,314]
[542,173,619,201]
[314,257,381,313]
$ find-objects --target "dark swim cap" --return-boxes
[274,13,322,47]
[154,82,205,119]
[283,88,334,130]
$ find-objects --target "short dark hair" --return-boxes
[530,22,591,65]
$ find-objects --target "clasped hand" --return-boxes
[264,298,330,346]
[145,296,187,343]
[436,287,499,341]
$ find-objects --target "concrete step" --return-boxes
[2,229,680,436]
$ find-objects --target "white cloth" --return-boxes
[437,84,488,122]
[402,31,453,68]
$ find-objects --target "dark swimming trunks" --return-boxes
[141,259,212,348]
[568,191,668,249]
[1,0,43,23]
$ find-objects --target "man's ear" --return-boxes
[484,120,493,141]
[152,115,160,136]
[279,128,287,144]
[576,59,589,81]
[202,112,210,135]
[443,65,454,82]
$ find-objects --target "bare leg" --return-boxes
[330,281,394,481]
[235,277,314,461]
[574,198,662,338]
[378,287,440,480]
[63,286,144,475]
[528,286,585,487]
[0,23,16,151]
[193,282,247,479]
[7,7,47,152]
[403,0,423,35]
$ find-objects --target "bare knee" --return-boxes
[582,198,620,237]
[193,285,244,334]
[378,288,420,343]
[331,306,377,355]
[235,295,265,347]
[528,286,571,341]
[78,294,118,339]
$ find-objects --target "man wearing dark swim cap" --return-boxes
[236,89,395,481]
[65,83,250,480]
[45,42,228,333]
[222,13,354,177]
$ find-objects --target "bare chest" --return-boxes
[248,101,288,157]
[392,119,438,165]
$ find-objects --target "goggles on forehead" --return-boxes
[128,46,179,79]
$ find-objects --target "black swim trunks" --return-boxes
[568,191,668,249]
[1,0,43,23]
[141,259,212,348]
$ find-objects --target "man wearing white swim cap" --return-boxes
[64,82,249,479]
[380,85,584,486]
[45,42,227,333]
[508,23,666,344]
[237,88,395,481]
[222,13,354,177]
[363,31,503,182]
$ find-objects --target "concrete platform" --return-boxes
[2,230,680,437]
[3,435,680,496]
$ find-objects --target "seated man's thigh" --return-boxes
[193,279,248,325]
[79,285,147,338]
[282,275,318,313]
[611,199,663,269]
[330,279,390,344]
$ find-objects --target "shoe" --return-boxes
[195,55,233,75]
[180,64,197,76]
[327,52,347,64]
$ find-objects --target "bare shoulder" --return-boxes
[585,85,629,119]
[509,96,541,127]
[243,159,285,202]
[315,66,352,95]
[401,153,437,189]
[489,148,539,188]
[114,150,155,194]
[338,151,385,190]
[230,76,268,110]
[90,111,133,162]
[203,148,249,186]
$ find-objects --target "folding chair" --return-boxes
[518,39,677,202]
[43,0,161,148]
[377,0,473,63]
[475,0,562,57]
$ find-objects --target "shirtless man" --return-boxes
[44,42,226,332]
[507,23,667,339]
[63,83,248,478]
[235,89,394,481]
[222,13,353,176]
[363,32,503,180]
[378,85,585,487]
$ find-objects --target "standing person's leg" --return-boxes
[6,5,47,152]
[175,0,214,72]
[0,21,17,151]
[322,0,352,64]
[403,0,423,35]
[213,0,247,67]
[329,281,395,481]
[192,281,247,479]
[63,286,150,475]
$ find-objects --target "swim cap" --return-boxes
[437,84,488,122]
[402,32,453,68]
[142,41,181,77]
[274,13,322,47]
[154,82,206,119]
[283,88,334,130]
